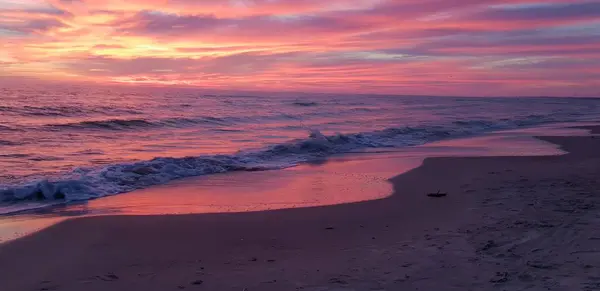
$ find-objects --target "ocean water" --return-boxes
[1,84,599,214]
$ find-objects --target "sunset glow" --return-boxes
[1,0,599,96]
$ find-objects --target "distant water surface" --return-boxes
[1,84,599,213]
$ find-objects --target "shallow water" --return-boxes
[1,124,585,243]
[1,83,600,212]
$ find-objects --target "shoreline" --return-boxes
[0,121,594,216]
[1,131,600,290]
[0,121,584,218]
[0,123,578,243]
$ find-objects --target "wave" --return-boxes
[0,140,21,146]
[0,116,559,210]
[0,125,21,132]
[44,111,344,131]
[48,117,233,130]
[0,105,143,118]
[51,119,155,130]
[0,105,88,117]
[23,106,87,117]
[292,101,319,107]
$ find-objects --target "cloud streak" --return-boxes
[0,0,599,96]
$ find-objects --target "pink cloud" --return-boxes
[0,0,599,96]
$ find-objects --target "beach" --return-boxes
[2,0,599,290]
[1,126,599,291]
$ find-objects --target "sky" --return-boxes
[0,0,599,96]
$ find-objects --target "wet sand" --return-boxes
[1,131,600,290]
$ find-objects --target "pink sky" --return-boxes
[1,0,599,96]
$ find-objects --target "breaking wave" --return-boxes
[0,115,563,211]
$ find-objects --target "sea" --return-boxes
[1,84,600,214]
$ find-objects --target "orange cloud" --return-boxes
[0,0,599,96]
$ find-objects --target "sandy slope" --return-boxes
[0,132,599,291]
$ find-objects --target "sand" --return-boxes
[1,131,599,291]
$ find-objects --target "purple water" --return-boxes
[1,83,599,213]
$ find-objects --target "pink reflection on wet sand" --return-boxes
[75,155,420,215]
[0,123,589,243]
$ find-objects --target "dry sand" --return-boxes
[1,130,599,291]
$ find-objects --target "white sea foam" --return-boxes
[3,88,600,215]
[0,114,580,212]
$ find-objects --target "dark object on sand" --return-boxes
[490,272,509,283]
[427,190,448,198]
